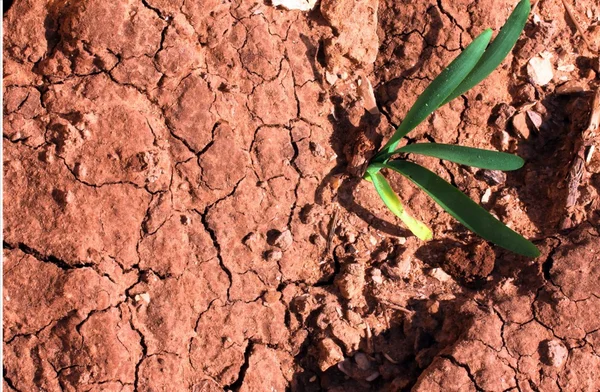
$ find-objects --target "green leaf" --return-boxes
[441,0,531,105]
[378,160,540,257]
[366,169,433,241]
[398,143,525,171]
[376,28,493,158]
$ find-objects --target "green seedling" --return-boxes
[366,0,539,257]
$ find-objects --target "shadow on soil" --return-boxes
[286,5,598,391]
[288,289,474,391]
[502,91,595,236]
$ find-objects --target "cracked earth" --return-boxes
[3,0,600,390]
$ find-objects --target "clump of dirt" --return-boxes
[444,240,495,285]
[3,0,600,391]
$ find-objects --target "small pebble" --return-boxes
[370,268,383,284]
[512,111,530,139]
[242,232,260,252]
[325,71,337,85]
[527,54,554,86]
[309,141,326,157]
[365,372,380,382]
[337,359,352,376]
[526,110,543,131]
[74,162,87,178]
[65,191,75,204]
[354,352,371,370]
[480,169,506,185]
[498,130,510,151]
[556,80,586,94]
[345,231,357,243]
[272,229,293,251]
[492,103,516,130]
[429,268,452,282]
[265,249,283,262]
[382,352,398,364]
[134,292,151,303]
[481,188,492,204]
[395,257,412,279]
[542,339,568,368]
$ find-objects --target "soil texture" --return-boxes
[3,0,600,390]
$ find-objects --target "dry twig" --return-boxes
[561,0,595,52]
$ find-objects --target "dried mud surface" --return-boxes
[3,0,600,390]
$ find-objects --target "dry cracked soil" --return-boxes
[3,0,600,391]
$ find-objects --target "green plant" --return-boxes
[366,0,539,257]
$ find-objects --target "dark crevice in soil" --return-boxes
[542,252,554,282]
[199,210,233,301]
[4,317,58,346]
[528,379,542,392]
[3,0,15,14]
[313,246,341,287]
[54,154,152,193]
[196,122,219,157]
[140,0,164,19]
[286,125,302,228]
[435,0,463,31]
[3,368,21,392]
[223,341,254,392]
[542,238,561,282]
[3,241,94,270]
[3,134,35,146]
[131,319,149,392]
[441,354,484,392]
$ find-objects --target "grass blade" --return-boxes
[398,143,525,170]
[377,28,493,157]
[441,0,531,105]
[366,169,433,241]
[380,160,540,257]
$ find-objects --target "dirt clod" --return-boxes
[265,249,283,262]
[444,241,495,284]
[541,339,569,368]
[335,263,366,300]
[269,229,294,251]
[317,338,344,371]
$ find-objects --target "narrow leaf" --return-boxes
[398,143,525,171]
[441,0,531,105]
[366,169,433,241]
[380,160,540,257]
[377,29,493,157]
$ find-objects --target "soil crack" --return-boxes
[441,354,484,392]
[3,241,94,270]
[222,341,254,392]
